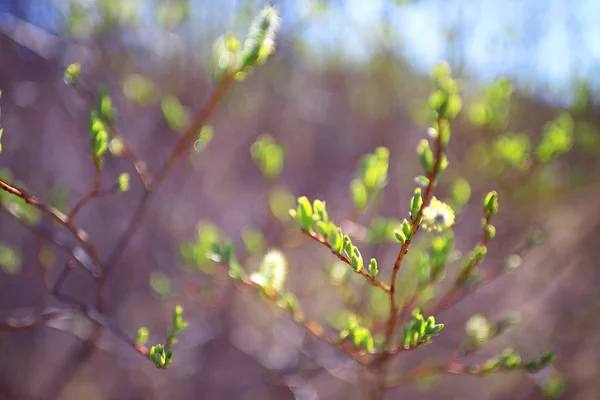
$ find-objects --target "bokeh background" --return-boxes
[0,0,599,399]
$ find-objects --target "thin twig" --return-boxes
[301,229,391,292]
[68,154,102,222]
[383,120,444,351]
[102,73,236,277]
[0,179,102,272]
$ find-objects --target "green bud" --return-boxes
[136,327,149,345]
[410,189,423,221]
[116,173,130,192]
[417,139,435,174]
[484,191,498,217]
[64,63,81,86]
[296,196,313,231]
[401,218,413,240]
[328,224,343,253]
[350,246,363,272]
[484,224,496,240]
[394,230,406,244]
[350,179,368,212]
[415,175,430,187]
[368,258,378,276]
[313,199,328,223]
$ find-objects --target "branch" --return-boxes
[301,229,391,292]
[0,179,102,276]
[383,119,445,352]
[102,73,236,277]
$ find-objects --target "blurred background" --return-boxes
[0,0,599,399]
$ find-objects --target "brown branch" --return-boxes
[111,125,153,189]
[102,73,236,278]
[301,229,391,292]
[68,152,102,222]
[382,121,445,352]
[0,308,64,332]
[231,271,370,365]
[427,236,537,316]
[0,179,102,275]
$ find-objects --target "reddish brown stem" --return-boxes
[102,73,235,277]
[383,122,444,352]
[0,178,101,274]
[68,156,102,222]
[301,229,391,292]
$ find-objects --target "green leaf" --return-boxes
[417,140,434,174]
[64,63,81,86]
[149,272,172,297]
[161,95,190,132]
[295,196,313,231]
[484,191,498,217]
[415,175,430,187]
[451,178,471,208]
[123,74,159,106]
[350,246,363,272]
[350,179,368,212]
[0,244,21,274]
[136,327,149,345]
[401,218,412,240]
[328,224,343,253]
[368,258,378,277]
[394,230,406,244]
[410,189,423,221]
[494,133,531,169]
[250,134,284,179]
[116,173,130,192]
[536,112,574,163]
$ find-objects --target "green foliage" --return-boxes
[451,177,471,209]
[468,79,513,130]
[161,95,190,132]
[123,74,158,106]
[250,134,284,179]
[536,113,574,163]
[88,110,110,167]
[368,217,402,243]
[401,309,444,349]
[542,373,566,399]
[241,227,265,255]
[136,327,149,345]
[428,61,462,120]
[149,272,172,297]
[116,173,130,192]
[350,147,389,212]
[213,5,280,81]
[167,305,189,347]
[0,5,564,396]
[180,221,222,273]
[194,125,214,153]
[494,133,531,170]
[0,244,21,274]
[149,344,172,368]
[340,315,375,352]
[64,63,81,86]
[484,191,499,218]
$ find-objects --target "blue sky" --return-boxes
[2,0,599,105]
